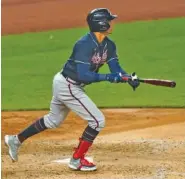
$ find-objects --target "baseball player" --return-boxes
[5,8,140,171]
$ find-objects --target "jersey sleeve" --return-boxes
[72,41,91,65]
[77,63,107,83]
[106,40,118,63]
[106,40,128,74]
[107,59,127,74]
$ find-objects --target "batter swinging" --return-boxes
[5,8,140,171]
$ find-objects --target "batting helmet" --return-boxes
[86,8,117,32]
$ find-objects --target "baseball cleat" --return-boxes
[68,157,97,171]
[4,135,21,162]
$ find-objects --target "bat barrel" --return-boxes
[171,81,176,88]
[139,79,176,88]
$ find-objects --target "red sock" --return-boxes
[73,138,92,159]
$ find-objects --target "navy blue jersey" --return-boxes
[62,32,126,84]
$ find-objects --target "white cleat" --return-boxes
[4,135,21,162]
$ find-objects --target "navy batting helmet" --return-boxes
[86,8,117,32]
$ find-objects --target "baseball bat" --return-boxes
[138,78,176,88]
[122,76,176,88]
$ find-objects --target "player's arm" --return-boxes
[107,58,127,75]
[106,41,140,89]
[77,63,126,83]
[106,41,128,75]
[77,63,107,83]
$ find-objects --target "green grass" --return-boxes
[2,18,185,110]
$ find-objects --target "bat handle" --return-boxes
[122,76,130,81]
[121,75,137,91]
[121,72,138,82]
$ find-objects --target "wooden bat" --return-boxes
[138,78,176,88]
[122,75,176,88]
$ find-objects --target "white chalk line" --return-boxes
[52,156,93,164]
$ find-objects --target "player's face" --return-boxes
[104,21,114,35]
[108,21,114,33]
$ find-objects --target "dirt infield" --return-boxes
[2,0,185,35]
[2,109,185,179]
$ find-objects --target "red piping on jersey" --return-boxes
[68,84,99,130]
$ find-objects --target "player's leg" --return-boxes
[4,73,70,162]
[5,98,69,162]
[62,83,105,171]
[16,97,70,143]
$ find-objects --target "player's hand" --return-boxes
[128,72,140,91]
[106,73,123,83]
